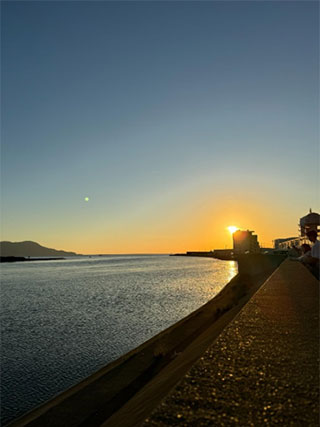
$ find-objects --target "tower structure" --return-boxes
[299,209,320,237]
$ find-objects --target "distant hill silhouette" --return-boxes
[0,241,77,257]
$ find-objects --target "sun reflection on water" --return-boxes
[227,260,238,282]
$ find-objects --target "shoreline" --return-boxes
[0,256,65,263]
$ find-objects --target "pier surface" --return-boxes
[141,259,319,426]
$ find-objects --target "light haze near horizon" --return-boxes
[1,1,319,253]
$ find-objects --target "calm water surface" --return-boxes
[1,255,237,424]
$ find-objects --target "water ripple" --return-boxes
[1,255,237,424]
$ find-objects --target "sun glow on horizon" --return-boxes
[227,226,238,234]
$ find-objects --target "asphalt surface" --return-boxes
[143,260,319,426]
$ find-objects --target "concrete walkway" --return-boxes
[143,260,319,426]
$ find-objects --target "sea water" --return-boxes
[0,255,237,424]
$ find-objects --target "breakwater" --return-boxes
[0,257,65,263]
[172,249,234,260]
[7,254,286,427]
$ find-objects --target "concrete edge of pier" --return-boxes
[140,259,319,426]
[7,255,286,427]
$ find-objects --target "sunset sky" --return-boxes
[1,1,319,254]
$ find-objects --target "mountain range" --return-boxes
[0,241,78,257]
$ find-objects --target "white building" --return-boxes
[275,209,320,250]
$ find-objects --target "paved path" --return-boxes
[143,260,319,426]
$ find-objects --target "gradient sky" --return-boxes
[1,1,319,254]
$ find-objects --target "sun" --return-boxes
[227,226,238,234]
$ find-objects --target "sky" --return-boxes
[1,1,319,254]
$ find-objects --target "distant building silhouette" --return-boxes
[273,237,298,250]
[274,209,320,250]
[233,230,260,254]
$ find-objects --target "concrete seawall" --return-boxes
[236,253,287,276]
[7,255,287,427]
[142,259,319,426]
